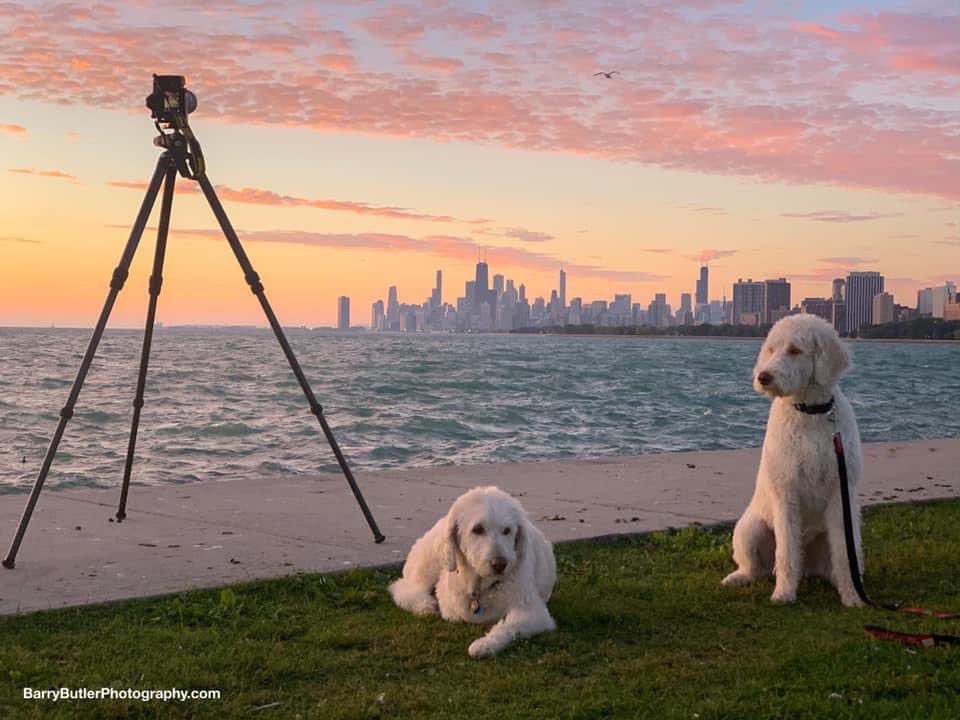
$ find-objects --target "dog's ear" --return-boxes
[514,518,527,563]
[445,517,461,572]
[813,326,851,387]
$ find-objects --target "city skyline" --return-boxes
[353,259,956,333]
[1,1,958,327]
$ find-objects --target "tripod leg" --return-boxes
[196,175,385,544]
[2,153,172,569]
[116,164,178,521]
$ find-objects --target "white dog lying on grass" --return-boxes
[389,486,557,658]
[723,314,866,607]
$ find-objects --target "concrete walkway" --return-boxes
[1,437,958,616]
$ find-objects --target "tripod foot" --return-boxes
[375,533,386,544]
[115,511,126,522]
[2,558,15,570]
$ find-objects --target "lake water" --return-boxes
[0,328,957,494]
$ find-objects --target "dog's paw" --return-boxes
[410,598,439,616]
[468,637,502,659]
[770,587,797,605]
[839,592,867,609]
[721,571,753,587]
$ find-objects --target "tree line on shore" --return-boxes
[512,317,960,340]
[510,323,769,337]
[857,317,960,340]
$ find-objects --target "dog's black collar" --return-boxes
[794,396,835,415]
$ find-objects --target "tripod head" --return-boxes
[146,75,205,180]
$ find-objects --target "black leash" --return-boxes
[828,411,960,648]
[833,431,872,607]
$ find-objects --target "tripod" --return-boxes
[3,107,385,570]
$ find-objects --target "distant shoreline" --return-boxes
[2,327,958,344]
[510,331,960,345]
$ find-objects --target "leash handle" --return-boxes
[865,625,960,648]
[898,607,960,620]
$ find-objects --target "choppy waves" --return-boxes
[1,328,958,494]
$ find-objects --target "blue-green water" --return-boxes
[0,328,957,494]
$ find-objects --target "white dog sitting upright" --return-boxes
[722,314,865,607]
[389,486,557,658]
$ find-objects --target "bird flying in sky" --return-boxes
[593,71,619,78]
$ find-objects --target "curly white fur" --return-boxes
[722,314,866,607]
[389,486,557,657]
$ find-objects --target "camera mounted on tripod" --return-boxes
[145,74,205,180]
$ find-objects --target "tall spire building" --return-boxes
[474,259,495,315]
[696,265,709,305]
[431,270,442,308]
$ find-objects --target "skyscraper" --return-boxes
[800,297,833,323]
[370,299,384,331]
[474,260,494,315]
[648,293,669,328]
[832,278,846,302]
[732,278,765,324]
[611,293,631,324]
[831,278,847,334]
[559,268,566,309]
[845,271,884,335]
[475,260,489,295]
[387,286,400,330]
[695,265,708,305]
[931,282,956,318]
[465,280,476,311]
[872,292,894,325]
[917,287,934,315]
[431,270,442,309]
[764,278,791,324]
[337,296,350,330]
[679,292,693,324]
[917,280,957,318]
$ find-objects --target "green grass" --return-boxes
[2,501,960,720]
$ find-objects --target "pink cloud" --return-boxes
[401,50,463,73]
[796,12,960,77]
[794,22,847,42]
[1,2,958,203]
[356,5,425,44]
[890,52,960,75]
[781,210,903,223]
[1,123,27,136]
[169,227,666,283]
[476,226,554,243]
[691,249,737,262]
[678,203,728,216]
[9,167,77,180]
[0,235,41,244]
[317,53,356,72]
[108,180,490,224]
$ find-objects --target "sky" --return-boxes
[0,0,957,327]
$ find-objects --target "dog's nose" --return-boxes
[490,557,507,574]
[757,371,773,387]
